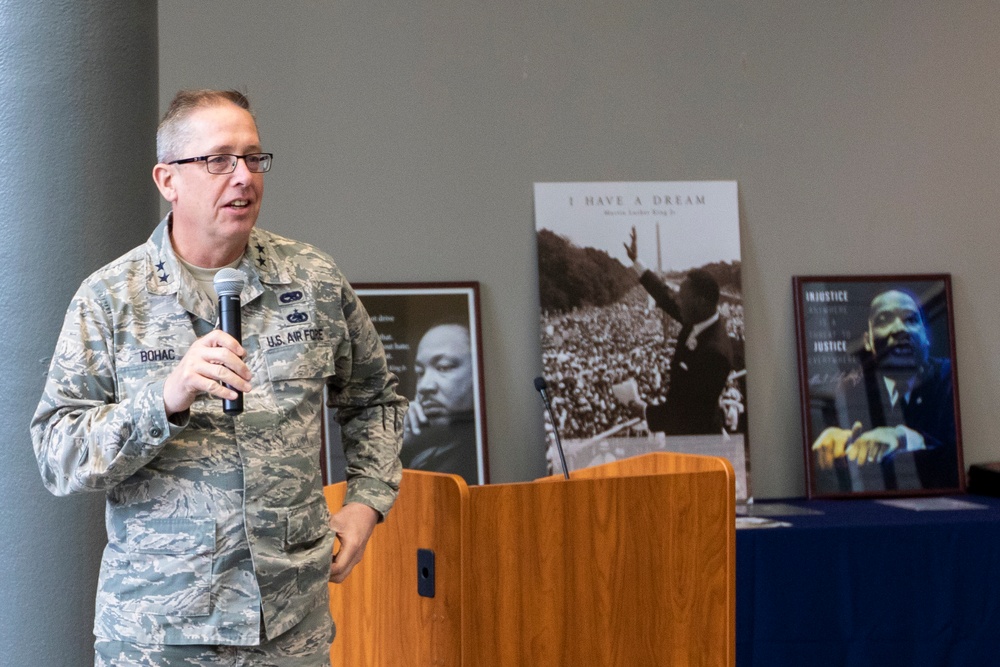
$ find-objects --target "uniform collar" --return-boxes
[144,214,291,322]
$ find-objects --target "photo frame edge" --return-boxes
[792,272,964,500]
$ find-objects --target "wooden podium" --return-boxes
[324,452,735,666]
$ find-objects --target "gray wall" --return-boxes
[159,1,1000,499]
[1,2,159,664]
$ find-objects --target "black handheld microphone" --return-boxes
[534,376,570,480]
[213,268,247,415]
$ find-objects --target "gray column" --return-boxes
[0,2,158,663]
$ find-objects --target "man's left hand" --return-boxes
[329,502,379,584]
[845,426,903,465]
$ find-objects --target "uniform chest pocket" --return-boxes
[262,342,335,413]
[119,517,215,617]
[263,341,334,381]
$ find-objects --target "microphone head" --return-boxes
[214,268,247,298]
[533,376,548,392]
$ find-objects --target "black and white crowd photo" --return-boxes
[534,182,751,501]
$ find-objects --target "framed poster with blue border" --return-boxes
[794,274,964,499]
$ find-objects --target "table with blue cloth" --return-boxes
[736,495,1000,666]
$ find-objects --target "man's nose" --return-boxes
[887,316,907,333]
[230,156,254,182]
[416,373,437,394]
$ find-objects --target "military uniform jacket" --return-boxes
[31,217,405,646]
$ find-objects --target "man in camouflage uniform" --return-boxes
[30,89,405,666]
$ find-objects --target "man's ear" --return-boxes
[152,163,177,203]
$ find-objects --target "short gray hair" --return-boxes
[156,89,256,163]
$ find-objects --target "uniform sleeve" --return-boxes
[29,283,181,496]
[327,282,406,520]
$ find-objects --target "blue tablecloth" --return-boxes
[737,495,1000,666]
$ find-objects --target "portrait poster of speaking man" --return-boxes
[794,275,964,499]
[323,283,488,486]
[533,182,750,502]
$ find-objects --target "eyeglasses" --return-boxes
[167,153,273,174]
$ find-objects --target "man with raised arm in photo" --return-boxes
[811,289,959,492]
[31,89,405,666]
[622,225,734,435]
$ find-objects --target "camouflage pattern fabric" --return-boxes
[31,215,404,646]
[94,587,334,666]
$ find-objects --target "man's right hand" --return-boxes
[625,398,648,421]
[405,400,429,435]
[163,329,252,416]
[811,421,863,470]
[623,225,639,263]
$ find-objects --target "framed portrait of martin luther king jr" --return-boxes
[793,274,964,499]
[322,282,488,487]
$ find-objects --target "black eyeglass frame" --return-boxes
[167,152,274,174]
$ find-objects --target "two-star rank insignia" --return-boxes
[155,260,169,283]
